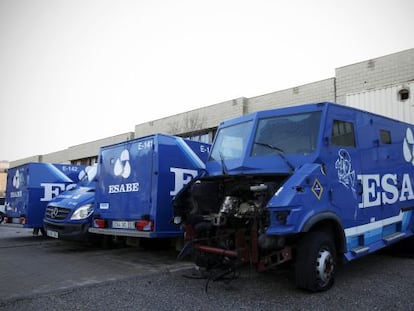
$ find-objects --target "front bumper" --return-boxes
[43,219,98,241]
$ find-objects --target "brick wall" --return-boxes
[0,161,9,197]
[336,48,414,103]
[247,78,336,113]
[134,97,247,137]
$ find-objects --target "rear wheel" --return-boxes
[295,231,336,292]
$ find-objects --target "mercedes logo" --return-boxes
[51,207,59,218]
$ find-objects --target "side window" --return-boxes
[331,120,356,147]
[379,129,391,144]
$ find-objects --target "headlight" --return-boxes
[70,204,93,220]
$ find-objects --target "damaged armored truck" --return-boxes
[172,102,414,292]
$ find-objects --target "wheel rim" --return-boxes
[315,247,334,287]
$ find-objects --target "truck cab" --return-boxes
[43,164,98,241]
[173,102,414,291]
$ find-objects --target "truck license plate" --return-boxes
[112,221,131,229]
[47,230,59,239]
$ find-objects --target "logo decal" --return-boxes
[113,150,131,178]
[403,128,414,165]
[51,207,59,218]
[169,168,199,196]
[12,170,23,189]
[312,179,323,200]
[78,164,98,183]
[108,150,138,194]
[335,149,356,196]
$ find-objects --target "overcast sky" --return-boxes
[1,0,414,162]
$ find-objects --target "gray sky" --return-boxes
[1,0,414,162]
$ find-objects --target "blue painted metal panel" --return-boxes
[43,164,98,240]
[177,102,414,264]
[93,133,210,238]
[5,163,85,229]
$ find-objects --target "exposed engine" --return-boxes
[196,180,275,227]
[174,175,291,275]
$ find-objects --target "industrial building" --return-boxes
[9,48,414,170]
[0,161,9,197]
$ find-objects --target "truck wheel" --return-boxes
[295,231,336,292]
[0,213,4,224]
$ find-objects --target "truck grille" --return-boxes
[45,206,71,220]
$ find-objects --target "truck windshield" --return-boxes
[251,111,322,156]
[209,120,253,161]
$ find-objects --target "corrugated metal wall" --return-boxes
[345,82,414,123]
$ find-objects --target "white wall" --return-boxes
[345,81,414,123]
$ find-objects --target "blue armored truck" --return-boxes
[43,164,98,241]
[4,163,84,235]
[173,102,414,292]
[89,134,210,247]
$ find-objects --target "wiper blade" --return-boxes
[254,141,295,172]
[219,151,228,175]
[254,142,284,153]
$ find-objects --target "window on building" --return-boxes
[182,129,217,144]
[379,129,392,144]
[331,120,356,147]
[186,133,210,143]
[71,156,98,166]
[398,88,410,101]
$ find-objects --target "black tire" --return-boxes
[295,231,336,292]
[0,213,4,224]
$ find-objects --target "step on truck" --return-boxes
[172,102,414,292]
[4,162,85,235]
[89,133,210,247]
[43,164,98,241]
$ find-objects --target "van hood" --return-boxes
[47,186,94,210]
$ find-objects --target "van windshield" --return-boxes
[209,121,253,161]
[251,111,322,156]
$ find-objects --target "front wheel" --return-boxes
[295,231,336,292]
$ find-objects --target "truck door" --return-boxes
[322,113,365,226]
[99,137,154,222]
[5,167,27,220]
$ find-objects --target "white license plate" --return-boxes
[112,221,132,229]
[47,230,59,239]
